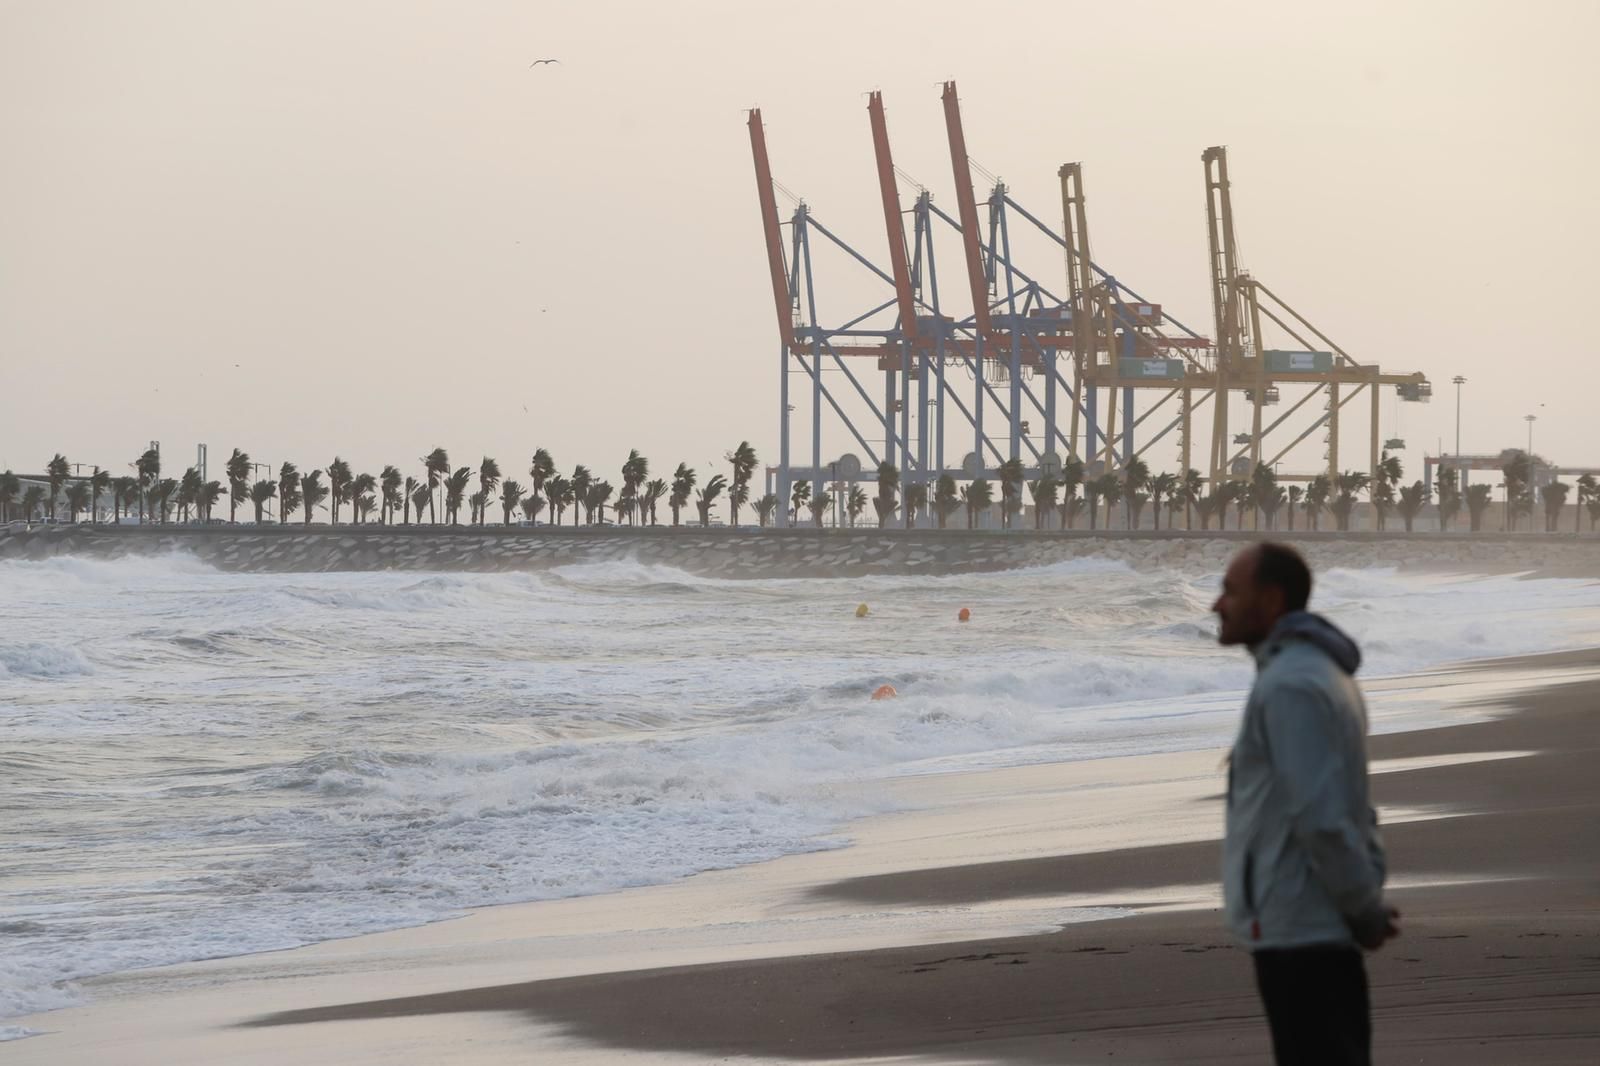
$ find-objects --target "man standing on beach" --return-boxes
[1213,542,1399,1066]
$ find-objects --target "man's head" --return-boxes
[1213,542,1312,647]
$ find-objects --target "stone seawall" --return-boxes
[2,525,1596,579]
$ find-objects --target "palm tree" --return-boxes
[498,480,524,525]
[1466,483,1494,532]
[1379,452,1403,492]
[997,458,1025,529]
[349,472,377,524]
[225,448,250,524]
[585,481,614,524]
[249,479,276,523]
[807,495,831,528]
[403,476,418,524]
[175,468,202,523]
[1029,477,1058,530]
[1259,485,1287,529]
[164,470,189,524]
[641,478,667,525]
[1166,493,1184,530]
[153,478,178,524]
[847,485,868,527]
[1397,481,1428,532]
[1286,484,1304,531]
[409,481,432,526]
[754,493,778,527]
[546,475,573,525]
[477,457,501,526]
[197,481,223,522]
[1060,457,1087,527]
[300,470,328,525]
[0,470,20,523]
[1090,473,1122,530]
[89,468,111,523]
[112,476,139,523]
[727,480,749,528]
[1588,494,1600,533]
[726,441,756,526]
[1122,457,1150,529]
[20,485,46,522]
[1369,480,1395,531]
[278,463,302,525]
[445,467,472,525]
[355,492,377,523]
[961,479,993,529]
[570,465,593,526]
[327,457,353,524]
[1149,472,1179,531]
[1436,468,1460,531]
[621,450,649,525]
[696,474,728,527]
[468,491,486,525]
[669,464,696,526]
[933,475,960,530]
[1500,450,1532,531]
[422,447,450,524]
[1330,471,1371,531]
[520,496,543,524]
[1180,468,1204,530]
[528,449,556,525]
[64,479,91,523]
[612,494,633,526]
[1248,463,1278,530]
[380,466,403,524]
[135,447,162,523]
[788,479,810,525]
[1574,474,1596,533]
[873,462,900,528]
[903,481,929,529]
[1304,474,1331,531]
[46,453,70,521]
[1540,480,1571,533]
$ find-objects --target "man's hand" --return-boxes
[1354,905,1401,951]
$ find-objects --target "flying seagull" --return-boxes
[529,58,560,66]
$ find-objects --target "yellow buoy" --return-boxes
[855,603,870,618]
[871,684,898,701]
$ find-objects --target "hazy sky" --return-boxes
[3,0,1596,486]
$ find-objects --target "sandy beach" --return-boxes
[10,649,1600,1064]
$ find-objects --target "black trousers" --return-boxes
[1252,945,1370,1066]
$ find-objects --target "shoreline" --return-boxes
[9,648,1599,1063]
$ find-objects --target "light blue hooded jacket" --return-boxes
[1222,611,1389,950]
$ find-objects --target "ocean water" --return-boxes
[3,551,1599,1035]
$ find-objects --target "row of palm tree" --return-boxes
[7,445,1597,534]
[0,442,767,530]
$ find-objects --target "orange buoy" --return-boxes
[958,607,971,622]
[871,684,898,701]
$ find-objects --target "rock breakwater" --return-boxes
[2,525,1595,579]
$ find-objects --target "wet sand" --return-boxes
[12,651,1600,1064]
[235,652,1600,1064]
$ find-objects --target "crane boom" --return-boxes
[867,92,919,345]
[940,81,995,341]
[748,109,796,352]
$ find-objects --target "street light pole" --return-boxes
[1451,375,1466,458]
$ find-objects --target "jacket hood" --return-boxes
[1258,610,1362,675]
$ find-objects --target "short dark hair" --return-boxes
[1253,542,1312,612]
